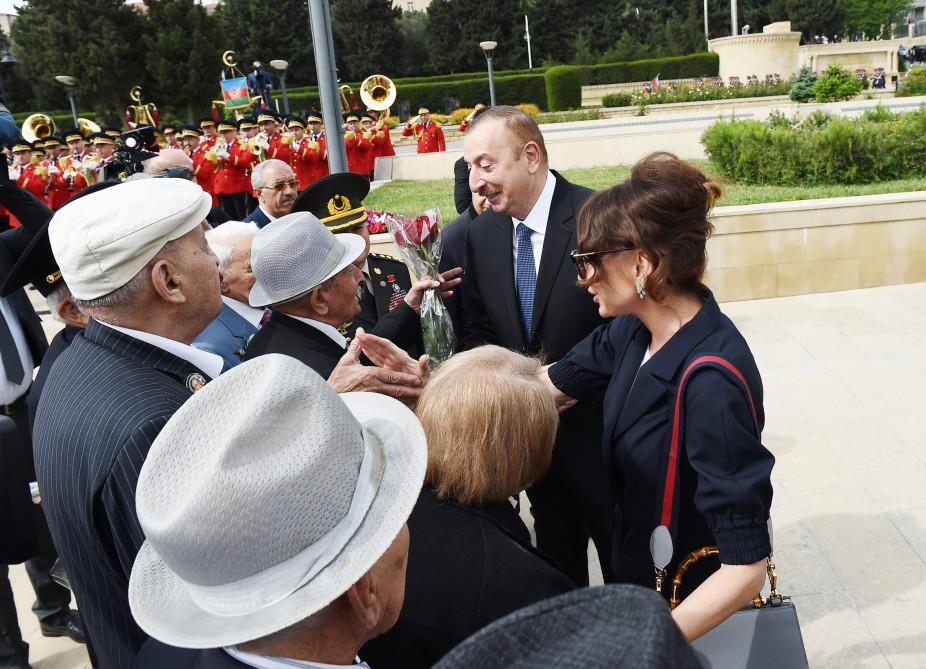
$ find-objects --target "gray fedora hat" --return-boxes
[248,211,366,308]
[434,584,701,669]
[128,354,427,648]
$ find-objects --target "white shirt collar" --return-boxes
[287,314,347,349]
[224,646,369,669]
[98,321,225,379]
[222,296,265,329]
[511,170,556,235]
[259,203,277,222]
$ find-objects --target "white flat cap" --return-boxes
[49,179,212,300]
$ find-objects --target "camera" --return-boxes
[112,125,159,178]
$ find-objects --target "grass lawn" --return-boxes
[366,162,926,219]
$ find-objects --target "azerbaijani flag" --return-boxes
[221,77,250,110]
[651,74,660,91]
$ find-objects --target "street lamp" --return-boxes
[0,53,16,102]
[55,75,80,128]
[269,59,290,116]
[479,40,498,107]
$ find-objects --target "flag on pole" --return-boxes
[651,74,661,91]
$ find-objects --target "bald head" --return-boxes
[143,148,194,175]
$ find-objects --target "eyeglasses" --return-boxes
[259,179,299,192]
[570,246,635,276]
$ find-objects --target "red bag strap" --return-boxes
[659,355,759,529]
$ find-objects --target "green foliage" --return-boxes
[581,53,719,86]
[789,66,817,102]
[11,0,144,117]
[813,65,864,102]
[702,107,926,186]
[424,0,524,74]
[395,11,430,77]
[143,0,221,124]
[842,0,912,39]
[802,110,833,129]
[766,109,797,129]
[771,0,845,42]
[898,68,926,96]
[572,32,598,66]
[331,0,402,81]
[544,65,582,111]
[601,93,633,107]
[394,73,547,114]
[603,80,790,107]
[862,104,897,123]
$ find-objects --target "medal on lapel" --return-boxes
[185,372,207,393]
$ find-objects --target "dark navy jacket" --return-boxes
[243,206,272,228]
[549,291,774,597]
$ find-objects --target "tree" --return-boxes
[331,0,403,81]
[842,0,912,39]
[770,0,845,42]
[217,0,315,86]
[143,0,222,123]
[11,0,144,119]
[396,11,430,76]
[424,0,525,74]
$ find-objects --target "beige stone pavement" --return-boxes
[9,282,926,668]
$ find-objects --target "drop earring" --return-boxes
[635,280,646,299]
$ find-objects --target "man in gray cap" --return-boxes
[33,178,226,668]
[244,212,452,397]
[130,354,427,668]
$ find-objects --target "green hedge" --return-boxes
[581,53,718,85]
[701,108,926,186]
[545,66,582,111]
[899,68,926,96]
[394,73,547,113]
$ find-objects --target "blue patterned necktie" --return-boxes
[515,223,536,341]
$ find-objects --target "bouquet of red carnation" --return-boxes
[364,210,389,235]
[384,208,455,364]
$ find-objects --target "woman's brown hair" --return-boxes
[416,346,558,506]
[576,152,719,301]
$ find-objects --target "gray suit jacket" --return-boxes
[193,302,258,369]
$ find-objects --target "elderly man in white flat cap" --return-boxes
[32,178,225,669]
[243,211,450,400]
[131,354,427,669]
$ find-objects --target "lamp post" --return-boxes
[55,75,79,128]
[0,53,16,102]
[479,40,498,107]
[269,59,290,116]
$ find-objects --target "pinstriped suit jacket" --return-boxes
[32,320,212,669]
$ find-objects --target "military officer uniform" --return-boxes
[343,113,373,178]
[212,120,255,220]
[402,106,446,154]
[292,172,421,354]
[48,129,89,210]
[303,111,329,186]
[88,133,119,182]
[257,112,293,165]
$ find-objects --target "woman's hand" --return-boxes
[538,364,578,413]
[670,558,768,641]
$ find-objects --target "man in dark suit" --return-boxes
[0,178,87,669]
[243,212,438,385]
[32,178,226,668]
[460,106,613,586]
[243,159,297,228]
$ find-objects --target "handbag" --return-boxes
[648,355,808,669]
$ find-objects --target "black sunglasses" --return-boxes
[570,246,635,275]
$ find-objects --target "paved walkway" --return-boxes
[10,282,926,668]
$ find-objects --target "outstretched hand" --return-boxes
[328,332,424,401]
[356,328,430,384]
[404,266,464,313]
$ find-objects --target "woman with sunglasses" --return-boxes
[543,152,775,641]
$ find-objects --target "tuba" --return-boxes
[22,114,56,143]
[78,118,101,138]
[360,75,396,128]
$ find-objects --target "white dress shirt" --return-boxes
[224,646,370,668]
[511,170,557,278]
[288,315,347,349]
[259,204,277,223]
[99,322,225,380]
[223,296,265,329]
[0,297,34,405]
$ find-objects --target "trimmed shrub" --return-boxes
[545,65,582,111]
[450,107,473,125]
[789,66,817,102]
[581,53,719,85]
[898,67,926,97]
[516,102,541,118]
[702,107,926,186]
[602,92,633,107]
[813,65,864,103]
[394,73,547,114]
[604,80,789,107]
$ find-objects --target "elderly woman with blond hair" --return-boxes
[360,345,575,669]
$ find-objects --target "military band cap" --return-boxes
[10,139,31,153]
[306,111,323,123]
[360,113,375,123]
[44,136,62,147]
[32,140,47,151]
[216,120,237,132]
[62,128,84,142]
[103,127,122,139]
[90,132,115,146]
[179,125,201,138]
[285,115,306,129]
[292,172,370,232]
[162,124,178,134]
[257,112,279,124]
[198,117,216,128]
[49,179,213,301]
[236,117,257,130]
[417,107,430,114]
[344,113,359,123]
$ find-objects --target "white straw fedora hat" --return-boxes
[248,211,366,308]
[128,354,427,648]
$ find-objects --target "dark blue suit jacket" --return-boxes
[549,292,774,594]
[137,642,249,668]
[33,320,214,668]
[193,302,258,369]
[243,206,271,228]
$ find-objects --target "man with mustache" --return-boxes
[243,159,298,228]
[460,105,614,588]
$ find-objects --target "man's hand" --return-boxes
[356,328,430,384]
[403,266,464,314]
[328,332,424,401]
